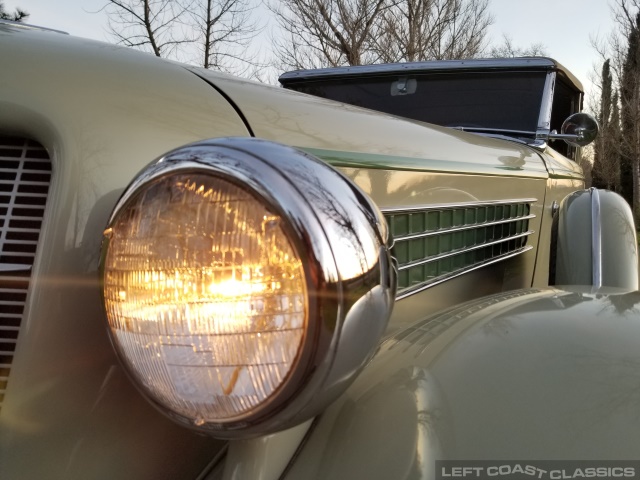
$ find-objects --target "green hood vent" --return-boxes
[384,200,535,299]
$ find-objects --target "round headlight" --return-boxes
[101,138,395,436]
[103,172,308,423]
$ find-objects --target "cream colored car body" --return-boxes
[0,22,638,480]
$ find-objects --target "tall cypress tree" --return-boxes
[611,89,622,190]
[592,60,613,189]
[593,59,622,192]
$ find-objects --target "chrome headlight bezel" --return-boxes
[100,138,396,437]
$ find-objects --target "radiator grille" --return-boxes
[384,200,535,299]
[0,135,52,413]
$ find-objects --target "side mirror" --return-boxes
[548,113,599,147]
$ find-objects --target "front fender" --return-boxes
[284,287,640,479]
[554,188,638,289]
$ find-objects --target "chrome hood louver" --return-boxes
[384,199,535,299]
[0,135,51,412]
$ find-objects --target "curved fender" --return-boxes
[554,188,638,289]
[283,288,640,479]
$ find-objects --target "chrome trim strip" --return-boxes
[392,214,536,242]
[451,127,537,136]
[397,245,534,300]
[537,71,555,136]
[590,188,602,288]
[397,230,534,271]
[382,198,537,214]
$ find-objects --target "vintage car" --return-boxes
[1,19,639,480]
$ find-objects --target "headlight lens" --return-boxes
[101,138,395,436]
[103,172,307,422]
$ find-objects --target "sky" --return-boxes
[4,0,617,103]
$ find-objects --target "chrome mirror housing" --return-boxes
[548,113,599,147]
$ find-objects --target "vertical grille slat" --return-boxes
[0,135,51,414]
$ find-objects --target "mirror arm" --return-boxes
[547,131,583,142]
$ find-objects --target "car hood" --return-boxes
[187,67,549,179]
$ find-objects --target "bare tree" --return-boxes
[620,9,640,218]
[591,1,639,87]
[186,0,261,74]
[488,34,547,58]
[103,0,191,58]
[103,0,263,76]
[269,0,392,70]
[0,2,28,21]
[372,0,494,63]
